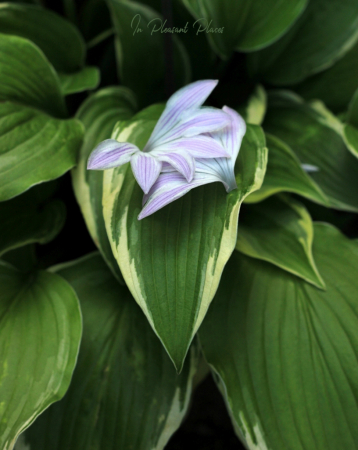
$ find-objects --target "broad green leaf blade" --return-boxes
[236,196,325,288]
[264,94,358,212]
[72,87,137,283]
[182,0,307,57]
[246,133,329,205]
[0,4,85,73]
[19,252,199,450]
[0,33,66,117]
[296,42,358,112]
[58,66,100,95]
[0,102,83,201]
[107,0,190,107]
[248,0,358,85]
[102,118,267,371]
[0,263,82,450]
[200,223,358,450]
[0,188,65,256]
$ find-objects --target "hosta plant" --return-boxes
[1,0,358,449]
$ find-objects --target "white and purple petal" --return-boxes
[87,139,138,170]
[139,171,220,220]
[146,80,219,147]
[210,106,246,159]
[131,152,162,194]
[154,149,195,182]
[153,135,230,159]
[195,158,237,192]
[161,108,231,142]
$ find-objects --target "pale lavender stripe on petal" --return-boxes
[162,108,231,142]
[138,172,219,220]
[154,135,230,158]
[146,80,218,147]
[155,149,195,182]
[220,106,246,159]
[196,158,237,192]
[131,152,162,194]
[87,139,138,170]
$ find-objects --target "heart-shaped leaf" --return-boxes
[182,0,307,57]
[102,115,267,371]
[0,263,82,450]
[72,87,137,283]
[200,223,358,450]
[263,93,358,212]
[236,195,325,288]
[19,252,199,450]
[248,0,358,85]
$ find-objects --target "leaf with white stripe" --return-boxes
[72,87,137,283]
[102,113,267,371]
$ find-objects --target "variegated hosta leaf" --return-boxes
[248,0,358,85]
[246,133,329,205]
[19,253,199,450]
[200,223,358,450]
[236,195,325,288]
[263,93,358,212]
[102,115,267,371]
[182,0,307,58]
[72,87,137,283]
[0,263,82,450]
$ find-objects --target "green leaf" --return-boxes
[296,41,358,112]
[0,263,82,450]
[248,0,358,85]
[246,133,329,205]
[182,0,307,58]
[0,3,85,73]
[200,223,358,450]
[102,115,267,371]
[58,66,100,95]
[72,87,137,283]
[0,102,83,201]
[0,33,66,117]
[263,93,358,212]
[0,188,65,256]
[0,34,83,201]
[236,195,325,288]
[20,252,199,450]
[107,0,191,107]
